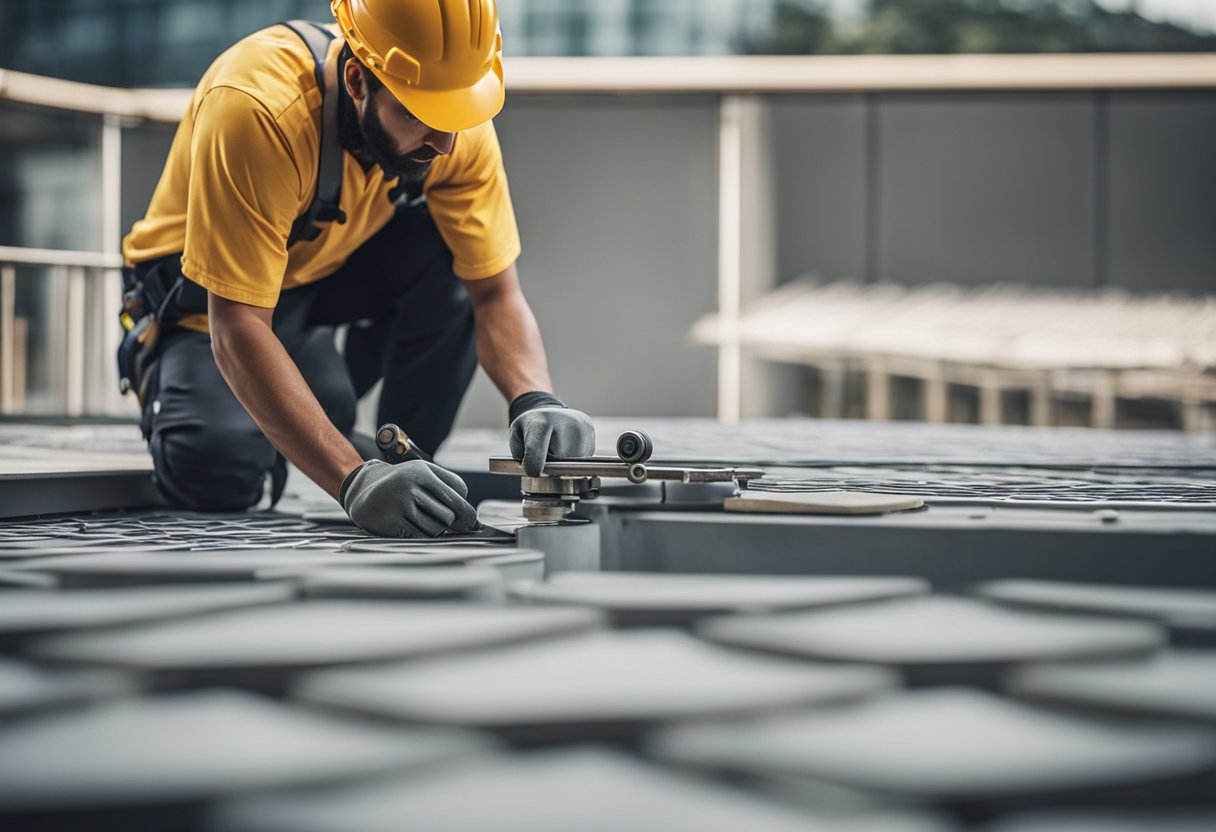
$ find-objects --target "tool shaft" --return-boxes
[488,457,764,483]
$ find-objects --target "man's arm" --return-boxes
[465,262,596,474]
[208,293,478,538]
[208,294,363,500]
[463,261,553,401]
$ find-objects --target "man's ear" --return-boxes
[344,60,367,103]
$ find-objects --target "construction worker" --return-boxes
[119,0,594,537]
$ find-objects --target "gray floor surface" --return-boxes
[1,418,1214,830]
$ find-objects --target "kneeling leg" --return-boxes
[146,331,278,511]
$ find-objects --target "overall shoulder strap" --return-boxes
[281,20,345,249]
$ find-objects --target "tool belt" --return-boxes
[117,255,209,429]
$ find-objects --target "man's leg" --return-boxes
[146,298,358,512]
[146,330,278,511]
[310,206,478,455]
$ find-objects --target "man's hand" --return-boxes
[508,391,596,477]
[342,459,479,538]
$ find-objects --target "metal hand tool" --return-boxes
[490,429,765,522]
[374,423,433,464]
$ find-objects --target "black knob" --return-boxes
[616,429,653,463]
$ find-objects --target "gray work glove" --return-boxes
[341,459,478,538]
[508,391,596,477]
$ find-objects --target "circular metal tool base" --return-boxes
[521,499,576,523]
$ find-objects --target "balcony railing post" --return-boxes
[0,265,14,414]
[65,266,87,416]
[99,113,127,415]
[717,95,744,423]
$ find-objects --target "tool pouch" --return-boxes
[116,255,208,436]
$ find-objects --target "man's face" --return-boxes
[354,72,456,183]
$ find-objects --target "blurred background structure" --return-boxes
[0,0,1213,430]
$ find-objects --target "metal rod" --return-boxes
[4,57,1216,123]
[65,266,86,417]
[717,95,743,423]
[99,114,127,415]
[0,245,123,270]
[489,457,764,483]
[101,115,122,251]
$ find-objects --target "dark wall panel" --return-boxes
[455,95,720,428]
[770,96,867,284]
[878,93,1097,288]
[1107,91,1216,295]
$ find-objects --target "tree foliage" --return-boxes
[741,0,1216,54]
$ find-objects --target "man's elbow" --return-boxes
[209,320,238,372]
[207,294,273,369]
[465,264,523,311]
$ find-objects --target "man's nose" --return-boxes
[425,130,456,156]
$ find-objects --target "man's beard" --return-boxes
[353,96,434,183]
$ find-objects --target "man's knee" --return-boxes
[151,424,276,512]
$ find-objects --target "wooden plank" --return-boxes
[694,281,1216,373]
[979,371,1003,427]
[866,360,891,421]
[923,367,948,424]
[725,490,925,516]
[1091,372,1118,430]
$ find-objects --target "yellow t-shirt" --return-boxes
[122,23,520,322]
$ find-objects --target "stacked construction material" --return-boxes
[693,280,1216,430]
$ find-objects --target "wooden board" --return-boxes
[724,490,924,516]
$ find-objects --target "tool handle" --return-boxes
[375,423,434,464]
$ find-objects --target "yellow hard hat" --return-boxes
[331,0,505,132]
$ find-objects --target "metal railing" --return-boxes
[0,102,126,417]
[0,254,126,417]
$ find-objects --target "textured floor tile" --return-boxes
[725,490,925,515]
[31,601,601,692]
[0,570,56,589]
[0,657,134,719]
[1011,650,1216,722]
[697,596,1164,685]
[511,572,928,627]
[290,566,503,602]
[0,544,200,561]
[207,747,953,832]
[0,583,293,644]
[258,551,544,583]
[477,552,545,582]
[976,580,1216,642]
[21,548,537,587]
[296,629,895,744]
[652,688,1216,804]
[983,808,1216,832]
[0,690,484,819]
[0,538,158,552]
